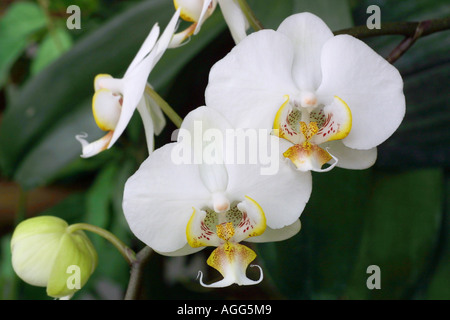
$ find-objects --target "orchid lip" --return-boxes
[273,94,352,172]
[186,196,266,288]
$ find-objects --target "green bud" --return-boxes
[11,216,98,299]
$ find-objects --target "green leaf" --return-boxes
[257,168,373,299]
[31,27,73,75]
[247,0,353,30]
[85,163,119,231]
[13,99,102,190]
[0,1,47,86]
[345,168,443,299]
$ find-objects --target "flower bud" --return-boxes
[11,216,98,299]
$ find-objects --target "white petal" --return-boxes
[124,23,160,78]
[108,10,180,149]
[246,219,301,243]
[153,8,181,64]
[226,135,312,229]
[92,89,121,131]
[76,132,113,158]
[122,143,211,253]
[316,35,405,150]
[206,30,298,130]
[178,106,231,161]
[194,0,216,34]
[155,244,204,257]
[136,97,155,155]
[277,12,333,91]
[217,0,249,43]
[143,86,166,136]
[321,140,377,170]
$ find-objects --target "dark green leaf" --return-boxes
[0,1,47,85]
[345,168,443,299]
[257,168,373,299]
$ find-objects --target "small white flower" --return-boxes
[76,10,181,158]
[206,12,405,172]
[122,107,308,287]
[170,0,249,47]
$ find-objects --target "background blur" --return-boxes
[0,0,448,300]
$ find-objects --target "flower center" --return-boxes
[216,222,235,241]
[273,95,353,172]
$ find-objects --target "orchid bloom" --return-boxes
[76,10,181,158]
[206,12,405,172]
[170,0,249,47]
[123,107,310,287]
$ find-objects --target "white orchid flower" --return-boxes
[76,9,181,158]
[123,107,310,287]
[205,12,405,172]
[170,0,249,47]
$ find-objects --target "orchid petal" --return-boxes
[123,143,211,253]
[277,12,333,91]
[272,95,305,145]
[155,243,204,257]
[206,30,298,130]
[246,219,301,243]
[153,8,182,63]
[226,135,312,229]
[283,143,336,172]
[231,196,266,243]
[75,132,113,158]
[194,0,216,35]
[124,23,160,78]
[310,96,352,145]
[316,34,405,150]
[198,242,263,287]
[143,85,167,136]
[94,74,113,91]
[321,140,377,170]
[108,10,180,149]
[136,97,156,154]
[92,89,121,131]
[186,208,223,248]
[217,0,249,43]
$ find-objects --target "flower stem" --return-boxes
[236,0,264,31]
[124,246,153,300]
[67,223,136,265]
[333,17,450,39]
[145,86,183,128]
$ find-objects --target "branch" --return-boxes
[124,246,153,300]
[333,17,450,39]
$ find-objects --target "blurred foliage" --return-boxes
[0,0,448,300]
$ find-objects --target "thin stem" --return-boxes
[387,20,431,64]
[333,17,450,39]
[67,223,136,265]
[124,246,153,300]
[145,86,183,128]
[236,0,264,31]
